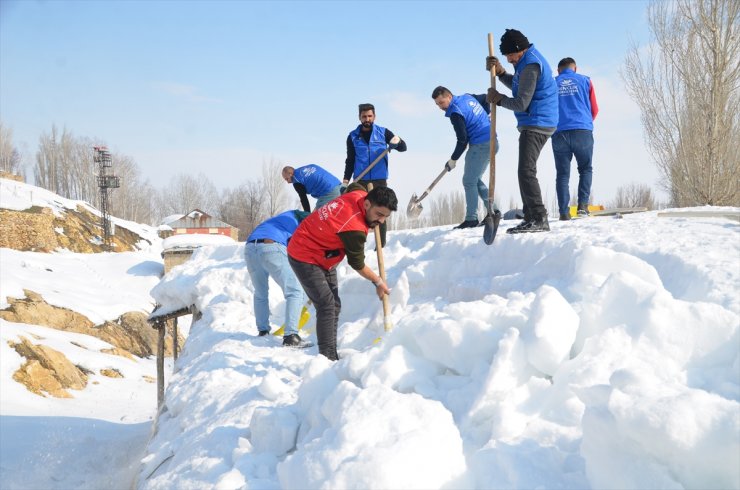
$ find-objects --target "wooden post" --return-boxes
[173,318,179,360]
[156,321,165,408]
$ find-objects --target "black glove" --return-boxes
[487,88,504,106]
[486,56,506,75]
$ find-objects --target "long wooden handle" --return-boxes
[352,148,390,183]
[415,167,449,203]
[488,33,497,201]
[367,182,392,332]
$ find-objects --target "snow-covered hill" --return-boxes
[0,178,166,489]
[139,207,740,489]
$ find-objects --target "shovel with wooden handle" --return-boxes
[367,182,392,332]
[352,148,391,184]
[482,32,502,245]
[406,165,452,219]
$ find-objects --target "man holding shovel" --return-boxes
[486,28,557,233]
[287,183,398,361]
[431,86,499,229]
[344,103,406,247]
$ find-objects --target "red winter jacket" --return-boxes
[287,190,369,270]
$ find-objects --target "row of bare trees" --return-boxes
[3,119,664,238]
[624,0,739,206]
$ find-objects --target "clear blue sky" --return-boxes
[1,0,660,212]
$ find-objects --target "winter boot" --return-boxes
[577,203,589,217]
[508,217,550,234]
[559,213,570,221]
[506,219,530,234]
[283,333,312,349]
[454,219,479,229]
[258,329,270,337]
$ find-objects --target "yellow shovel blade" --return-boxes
[273,306,310,336]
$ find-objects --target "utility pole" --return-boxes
[94,146,120,250]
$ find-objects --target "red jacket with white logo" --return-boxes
[287,190,369,270]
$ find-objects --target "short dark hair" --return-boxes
[558,57,576,69]
[367,186,398,211]
[431,86,452,99]
[358,103,375,115]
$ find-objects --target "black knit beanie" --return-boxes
[499,29,530,55]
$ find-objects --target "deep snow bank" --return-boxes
[139,208,739,489]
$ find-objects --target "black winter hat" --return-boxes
[500,29,530,55]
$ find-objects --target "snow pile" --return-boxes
[140,208,740,489]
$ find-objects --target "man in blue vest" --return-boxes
[487,29,558,233]
[245,209,310,347]
[431,86,500,229]
[552,57,599,220]
[344,103,406,247]
[282,164,342,212]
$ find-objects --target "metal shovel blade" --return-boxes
[482,209,501,245]
[407,194,423,219]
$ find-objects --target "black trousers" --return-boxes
[518,130,550,221]
[358,178,387,248]
[288,256,341,361]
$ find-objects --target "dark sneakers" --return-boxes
[258,330,270,337]
[577,203,589,217]
[283,333,302,346]
[506,217,550,234]
[559,213,570,221]
[454,219,479,229]
[283,334,314,349]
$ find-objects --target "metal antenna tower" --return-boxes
[94,146,120,250]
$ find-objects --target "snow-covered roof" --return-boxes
[162,233,235,251]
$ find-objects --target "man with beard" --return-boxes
[287,183,398,361]
[486,29,558,233]
[344,103,406,247]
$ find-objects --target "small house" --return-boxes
[160,209,239,240]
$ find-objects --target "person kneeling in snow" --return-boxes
[245,210,310,347]
[287,183,398,361]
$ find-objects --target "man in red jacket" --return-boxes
[287,183,398,361]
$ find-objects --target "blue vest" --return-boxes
[512,44,558,128]
[247,210,301,247]
[555,68,593,132]
[350,124,388,180]
[293,164,341,198]
[445,94,490,144]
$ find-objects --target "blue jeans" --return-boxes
[463,140,498,221]
[315,184,342,209]
[552,130,594,216]
[244,242,305,336]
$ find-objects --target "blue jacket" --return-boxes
[293,164,341,197]
[247,210,306,247]
[555,68,594,132]
[445,94,491,144]
[512,44,558,128]
[349,124,388,180]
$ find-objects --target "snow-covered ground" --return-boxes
[138,207,740,489]
[0,178,166,489]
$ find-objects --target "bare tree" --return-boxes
[158,173,220,218]
[217,180,267,240]
[610,182,657,209]
[0,122,23,175]
[262,158,288,217]
[623,0,739,206]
